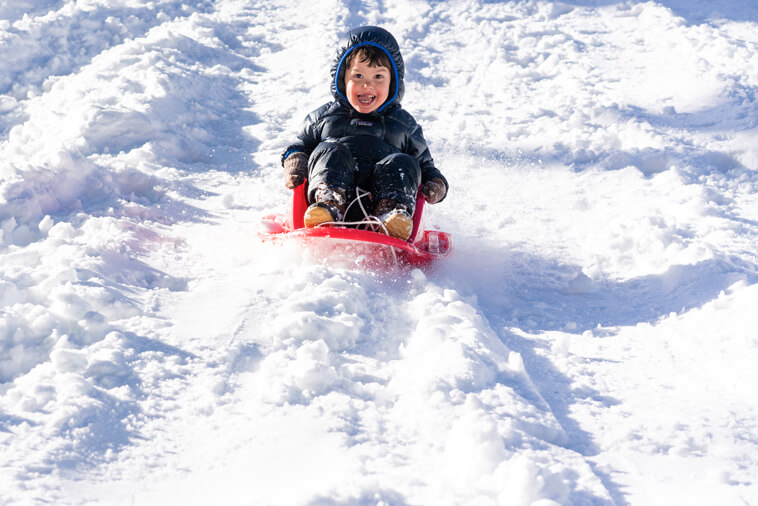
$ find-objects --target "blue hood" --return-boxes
[330,26,405,113]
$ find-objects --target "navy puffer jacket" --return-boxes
[282,26,448,197]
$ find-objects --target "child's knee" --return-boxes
[376,153,421,182]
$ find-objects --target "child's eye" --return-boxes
[353,73,362,79]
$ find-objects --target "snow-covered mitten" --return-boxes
[421,177,446,204]
[283,151,308,189]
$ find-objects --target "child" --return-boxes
[281,26,448,241]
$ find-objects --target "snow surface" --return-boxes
[2,0,758,504]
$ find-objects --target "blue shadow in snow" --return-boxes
[0,412,36,433]
[547,0,758,25]
[433,249,755,505]
[307,488,409,506]
[439,243,755,334]
[45,331,197,475]
[500,327,628,506]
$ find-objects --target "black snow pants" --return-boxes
[307,141,421,220]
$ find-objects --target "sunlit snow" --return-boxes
[2,1,758,505]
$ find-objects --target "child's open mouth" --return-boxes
[358,94,375,105]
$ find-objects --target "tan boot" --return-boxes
[304,184,346,228]
[304,202,339,228]
[381,209,412,240]
[374,199,412,240]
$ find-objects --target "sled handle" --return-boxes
[291,181,308,229]
[410,187,425,244]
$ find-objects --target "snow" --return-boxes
[2,0,758,504]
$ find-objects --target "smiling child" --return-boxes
[281,26,448,240]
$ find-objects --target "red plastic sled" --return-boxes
[258,182,453,269]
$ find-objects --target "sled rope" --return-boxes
[313,187,399,266]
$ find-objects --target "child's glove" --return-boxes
[283,152,308,189]
[421,178,446,204]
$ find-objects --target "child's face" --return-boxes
[344,57,391,114]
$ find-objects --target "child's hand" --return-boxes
[283,152,308,189]
[421,178,446,204]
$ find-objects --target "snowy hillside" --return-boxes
[2,0,758,504]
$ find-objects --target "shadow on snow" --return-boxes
[545,0,758,25]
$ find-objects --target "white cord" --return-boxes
[313,187,400,267]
